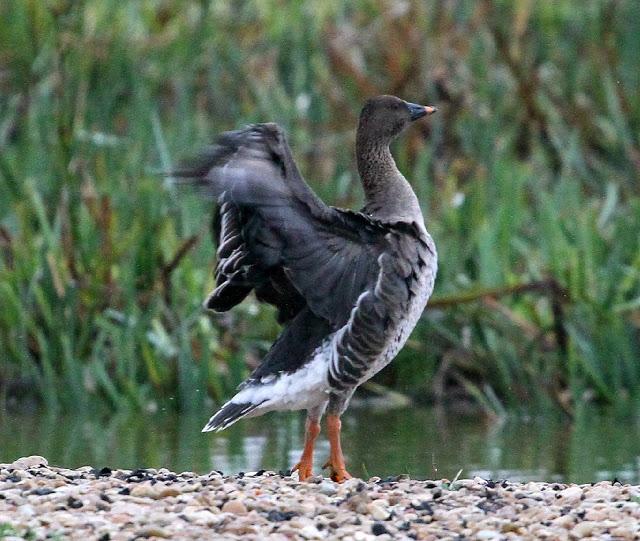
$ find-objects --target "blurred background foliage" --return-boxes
[0,0,639,418]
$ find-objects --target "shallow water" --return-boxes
[2,405,639,484]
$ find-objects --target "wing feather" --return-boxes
[174,123,389,329]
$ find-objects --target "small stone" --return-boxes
[343,478,365,490]
[367,501,390,521]
[609,525,635,540]
[223,524,258,536]
[297,501,317,516]
[290,517,315,529]
[67,496,83,509]
[571,521,598,538]
[10,456,48,469]
[346,493,371,514]
[552,514,575,528]
[475,530,502,540]
[372,522,390,536]
[221,499,248,515]
[130,483,159,498]
[180,509,224,526]
[110,513,134,524]
[585,509,607,521]
[353,531,375,541]
[410,500,433,513]
[318,481,337,496]
[559,486,583,503]
[30,487,55,496]
[158,487,181,498]
[18,504,36,517]
[500,522,523,534]
[144,512,174,528]
[299,524,323,539]
[178,481,202,493]
[267,510,296,522]
[135,528,170,538]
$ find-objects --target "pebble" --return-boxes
[158,486,181,498]
[610,525,636,540]
[571,520,598,538]
[353,532,375,541]
[221,499,248,515]
[180,509,224,526]
[18,504,36,517]
[319,480,337,495]
[10,456,48,469]
[297,501,317,516]
[475,530,502,540]
[135,527,170,538]
[299,524,323,539]
[367,501,390,520]
[130,483,159,498]
[1,457,639,540]
[559,486,583,503]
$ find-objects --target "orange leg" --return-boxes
[291,418,321,481]
[323,414,352,483]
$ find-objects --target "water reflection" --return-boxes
[1,406,639,484]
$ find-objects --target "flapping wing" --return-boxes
[173,123,389,328]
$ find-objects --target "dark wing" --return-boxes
[173,123,390,329]
[246,306,333,381]
[208,201,306,323]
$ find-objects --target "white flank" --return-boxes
[233,346,331,411]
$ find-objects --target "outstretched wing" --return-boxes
[173,123,390,329]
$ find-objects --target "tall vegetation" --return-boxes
[0,1,638,415]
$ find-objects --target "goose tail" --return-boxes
[201,399,266,433]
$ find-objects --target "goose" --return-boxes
[174,95,438,482]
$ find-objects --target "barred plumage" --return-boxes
[174,95,438,481]
[327,227,436,395]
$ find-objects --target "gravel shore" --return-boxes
[1,456,639,540]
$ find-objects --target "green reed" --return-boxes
[0,0,638,416]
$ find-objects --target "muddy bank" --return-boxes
[1,456,639,540]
